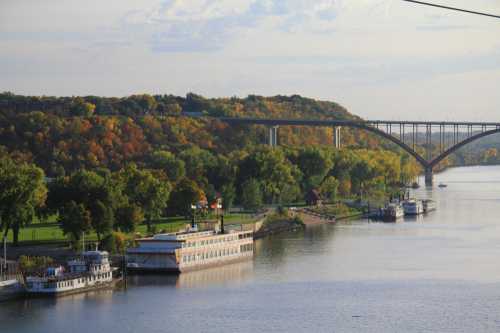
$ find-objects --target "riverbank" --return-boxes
[254,213,305,239]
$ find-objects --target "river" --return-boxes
[3,165,500,332]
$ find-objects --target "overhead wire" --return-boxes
[402,0,500,19]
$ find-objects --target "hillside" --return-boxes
[0,92,386,176]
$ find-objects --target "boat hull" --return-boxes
[127,254,253,274]
[0,279,24,302]
[25,280,118,298]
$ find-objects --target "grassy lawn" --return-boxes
[4,213,254,244]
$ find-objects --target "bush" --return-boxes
[18,255,54,274]
[101,232,129,254]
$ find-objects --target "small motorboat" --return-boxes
[438,183,448,188]
[411,182,420,189]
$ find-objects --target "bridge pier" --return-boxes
[269,126,279,147]
[425,167,433,186]
[333,126,341,149]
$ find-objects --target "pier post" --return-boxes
[269,126,279,147]
[425,167,433,186]
[333,126,341,149]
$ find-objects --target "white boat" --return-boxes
[382,203,405,222]
[403,199,424,215]
[126,229,254,273]
[0,278,23,301]
[25,251,115,296]
[422,199,437,213]
[1,241,24,301]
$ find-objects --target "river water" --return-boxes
[4,165,500,332]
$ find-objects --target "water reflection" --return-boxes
[128,261,254,289]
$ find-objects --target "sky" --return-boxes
[1,0,500,121]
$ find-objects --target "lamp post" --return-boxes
[190,204,197,230]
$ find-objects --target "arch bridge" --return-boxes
[214,117,500,186]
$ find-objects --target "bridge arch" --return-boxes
[429,128,500,168]
[349,123,429,168]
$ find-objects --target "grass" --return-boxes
[4,213,254,245]
[310,203,362,218]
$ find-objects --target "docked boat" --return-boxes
[403,199,424,215]
[1,243,24,301]
[126,229,254,273]
[382,203,405,222]
[0,277,23,302]
[25,251,115,296]
[422,199,437,213]
[411,182,420,189]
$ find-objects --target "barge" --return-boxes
[126,229,254,273]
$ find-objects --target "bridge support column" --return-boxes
[269,126,279,147]
[333,126,341,149]
[425,167,433,186]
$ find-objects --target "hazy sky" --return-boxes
[1,0,499,121]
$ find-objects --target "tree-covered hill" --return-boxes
[0,92,387,176]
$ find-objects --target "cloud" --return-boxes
[120,0,342,53]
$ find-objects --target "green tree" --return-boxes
[59,201,92,244]
[240,178,263,211]
[150,150,186,182]
[319,176,340,201]
[48,169,121,242]
[115,204,144,233]
[0,158,47,245]
[293,147,333,192]
[118,164,171,231]
[92,200,114,241]
[220,183,236,210]
[237,147,301,204]
[167,178,206,217]
[71,97,96,117]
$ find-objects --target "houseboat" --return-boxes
[25,250,115,296]
[126,229,254,273]
[403,199,424,215]
[422,199,437,213]
[382,203,405,222]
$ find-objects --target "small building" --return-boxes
[305,189,323,206]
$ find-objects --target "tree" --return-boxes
[115,204,144,233]
[167,178,205,217]
[59,201,91,244]
[179,147,217,186]
[118,164,171,231]
[71,97,95,117]
[319,176,340,202]
[237,147,301,204]
[0,157,47,245]
[240,179,263,211]
[150,150,186,182]
[48,169,122,242]
[293,147,333,192]
[220,183,236,211]
[92,200,114,241]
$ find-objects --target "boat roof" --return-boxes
[137,229,252,242]
[82,250,109,256]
